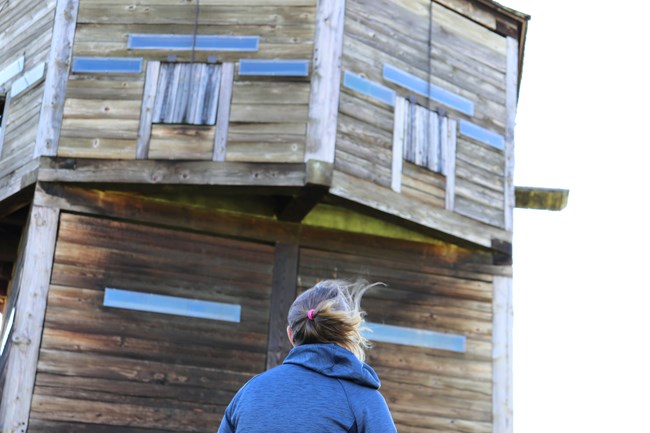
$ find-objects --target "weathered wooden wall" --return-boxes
[58,0,316,162]
[298,244,494,433]
[0,0,55,195]
[30,212,274,432]
[17,184,504,432]
[336,0,509,228]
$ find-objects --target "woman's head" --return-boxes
[287,279,377,362]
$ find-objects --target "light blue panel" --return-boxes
[239,59,309,76]
[128,34,260,51]
[10,62,46,97]
[0,56,24,87]
[103,288,241,323]
[383,64,474,116]
[72,57,143,74]
[343,71,395,106]
[459,120,505,150]
[364,321,466,353]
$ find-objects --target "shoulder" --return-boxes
[337,380,397,432]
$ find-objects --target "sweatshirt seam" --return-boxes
[336,378,358,433]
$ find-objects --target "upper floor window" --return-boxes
[397,97,447,175]
[153,62,222,126]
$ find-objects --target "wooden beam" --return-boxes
[266,243,299,370]
[34,0,80,157]
[0,92,12,157]
[515,187,569,211]
[0,205,59,432]
[0,158,39,205]
[37,158,307,187]
[504,37,518,231]
[492,275,513,433]
[213,62,234,162]
[444,118,457,211]
[304,0,346,163]
[277,160,333,222]
[135,60,160,160]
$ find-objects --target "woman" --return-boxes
[217,279,397,432]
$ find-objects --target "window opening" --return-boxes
[152,62,222,125]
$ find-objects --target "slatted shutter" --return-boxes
[153,63,222,125]
[401,98,445,174]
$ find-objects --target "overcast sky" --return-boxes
[506,1,650,432]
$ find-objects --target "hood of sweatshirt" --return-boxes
[283,343,381,389]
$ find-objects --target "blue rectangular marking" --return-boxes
[459,120,505,150]
[364,321,466,353]
[10,62,46,97]
[343,71,395,106]
[72,57,143,74]
[0,56,24,87]
[128,34,259,51]
[103,288,241,323]
[383,64,474,116]
[239,59,309,76]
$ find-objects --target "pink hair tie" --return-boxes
[307,309,315,321]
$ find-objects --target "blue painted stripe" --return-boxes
[72,57,143,74]
[383,64,474,116]
[0,56,24,87]
[239,59,309,76]
[103,288,241,323]
[128,34,259,51]
[459,120,505,150]
[343,71,395,106]
[364,321,466,353]
[10,62,46,97]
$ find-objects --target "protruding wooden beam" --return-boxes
[515,187,569,211]
[277,160,332,222]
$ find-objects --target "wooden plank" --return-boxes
[391,96,406,192]
[515,187,569,211]
[37,157,307,186]
[503,36,518,231]
[213,62,234,161]
[330,170,511,250]
[136,60,160,160]
[57,137,136,160]
[65,75,144,100]
[266,243,298,369]
[304,0,345,163]
[0,157,38,205]
[34,0,80,157]
[0,205,59,432]
[148,124,214,160]
[454,195,504,228]
[440,116,457,211]
[229,104,308,123]
[492,276,513,433]
[0,92,11,157]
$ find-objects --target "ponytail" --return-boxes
[287,279,380,362]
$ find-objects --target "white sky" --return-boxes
[505,1,650,432]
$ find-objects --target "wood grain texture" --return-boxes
[34,0,80,158]
[31,212,275,431]
[492,276,513,433]
[304,0,346,163]
[0,205,59,432]
[136,60,160,160]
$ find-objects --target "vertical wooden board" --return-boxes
[304,0,346,163]
[35,0,80,158]
[503,37,518,232]
[391,96,406,192]
[0,205,60,432]
[136,61,160,160]
[445,117,457,211]
[213,63,234,162]
[266,243,299,369]
[34,212,277,431]
[492,276,513,433]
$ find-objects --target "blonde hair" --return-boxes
[287,279,378,362]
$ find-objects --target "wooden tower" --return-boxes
[0,0,544,431]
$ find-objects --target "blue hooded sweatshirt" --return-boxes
[217,344,397,433]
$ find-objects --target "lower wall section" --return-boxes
[30,213,274,432]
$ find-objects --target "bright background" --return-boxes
[505,1,650,432]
